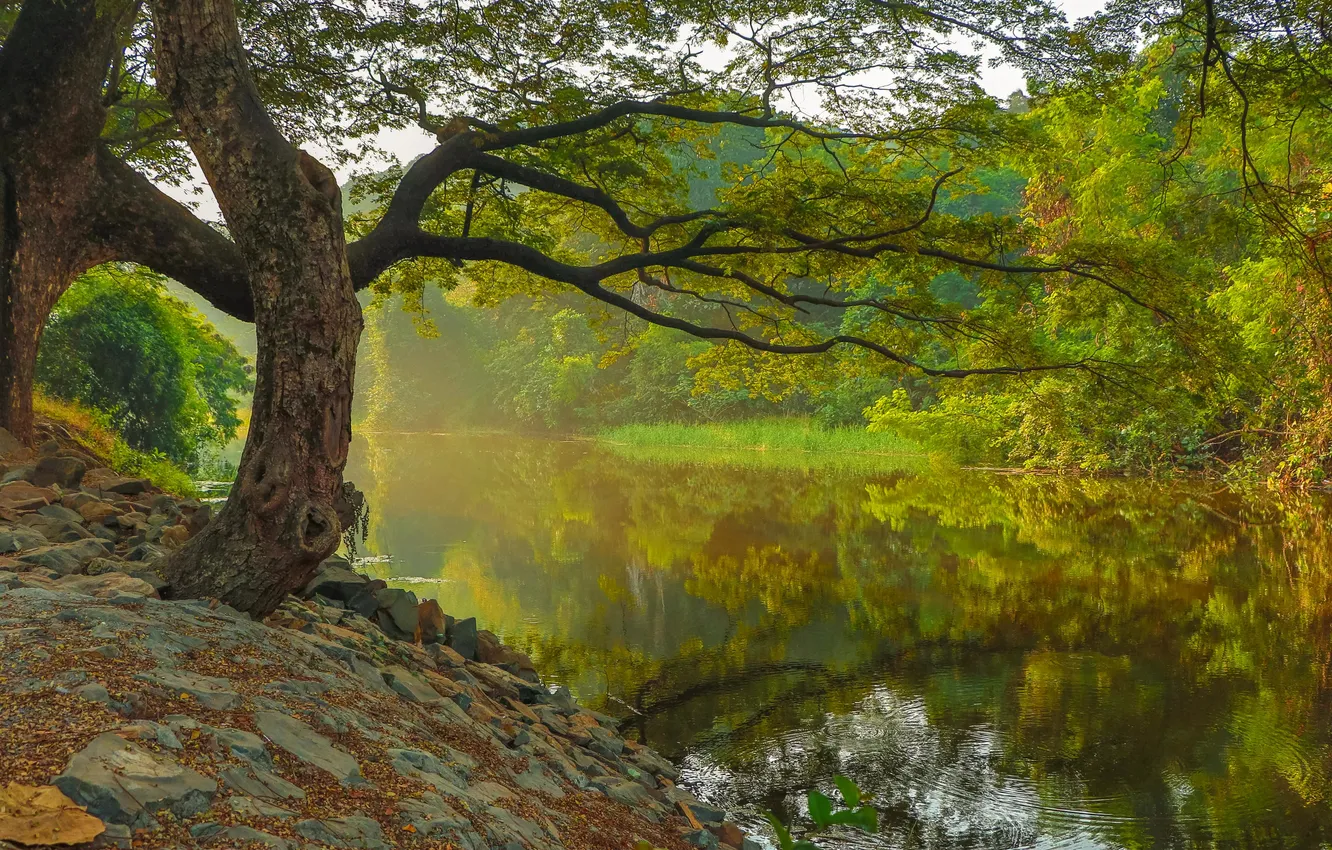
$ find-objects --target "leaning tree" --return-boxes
[1,0,1209,615]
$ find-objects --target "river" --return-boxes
[343,432,1332,849]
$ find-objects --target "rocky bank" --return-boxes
[0,423,753,850]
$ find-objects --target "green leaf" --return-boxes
[833,775,861,808]
[806,790,833,829]
[765,813,795,850]
[827,806,879,834]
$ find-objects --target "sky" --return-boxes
[162,0,1112,220]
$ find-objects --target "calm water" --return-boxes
[345,433,1332,850]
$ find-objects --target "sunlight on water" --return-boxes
[346,432,1332,849]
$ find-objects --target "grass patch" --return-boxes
[597,419,930,473]
[34,394,198,497]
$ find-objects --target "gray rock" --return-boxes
[32,456,86,488]
[347,657,396,696]
[688,802,727,826]
[592,778,655,807]
[301,556,368,601]
[293,816,389,850]
[447,616,478,660]
[106,477,151,495]
[382,665,442,704]
[18,544,86,575]
[388,748,467,794]
[1,465,33,484]
[127,542,165,562]
[346,582,387,619]
[209,826,293,848]
[229,796,297,820]
[0,524,46,554]
[742,838,764,850]
[210,726,268,762]
[37,503,85,524]
[135,668,241,710]
[373,587,418,640]
[219,766,307,801]
[54,732,217,828]
[685,829,721,849]
[254,710,364,785]
[21,516,93,543]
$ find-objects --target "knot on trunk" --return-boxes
[297,500,339,557]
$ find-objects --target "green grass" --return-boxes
[597,419,931,473]
[35,394,199,497]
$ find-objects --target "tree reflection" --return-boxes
[347,434,1332,848]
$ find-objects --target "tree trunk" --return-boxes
[151,0,362,617]
[0,0,126,442]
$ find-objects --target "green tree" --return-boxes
[36,266,251,467]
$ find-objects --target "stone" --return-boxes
[85,557,122,576]
[301,555,367,601]
[0,524,46,554]
[741,838,764,850]
[427,642,467,667]
[348,657,396,695]
[346,581,387,619]
[185,504,211,536]
[210,726,268,762]
[36,503,84,524]
[592,778,655,807]
[37,439,61,457]
[373,587,418,640]
[33,455,86,488]
[18,544,88,575]
[685,829,721,849]
[126,541,165,562]
[54,732,217,828]
[447,616,479,660]
[1,465,33,485]
[208,826,293,848]
[21,515,93,543]
[78,500,121,524]
[383,665,443,704]
[219,766,307,801]
[0,427,22,458]
[418,598,446,643]
[0,480,53,509]
[135,668,241,709]
[56,571,157,598]
[254,710,364,784]
[714,822,745,848]
[388,748,467,793]
[688,802,727,826]
[105,477,151,496]
[293,816,389,850]
[159,524,189,549]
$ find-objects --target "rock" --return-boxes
[293,816,389,850]
[301,555,367,601]
[57,572,158,598]
[36,503,85,524]
[185,504,212,536]
[104,477,151,496]
[348,657,396,695]
[447,616,479,660]
[346,579,388,619]
[0,523,47,554]
[382,665,443,704]
[21,515,93,543]
[135,668,241,709]
[85,557,124,576]
[159,524,189,549]
[38,439,62,457]
[1,465,33,484]
[254,710,364,785]
[18,543,92,575]
[219,766,306,801]
[741,838,763,850]
[206,826,292,848]
[592,778,655,807]
[373,587,418,640]
[713,822,745,848]
[78,500,121,524]
[32,455,86,488]
[209,726,268,762]
[688,802,727,826]
[0,481,54,509]
[426,642,466,668]
[0,427,22,458]
[418,598,446,643]
[126,542,165,562]
[388,748,467,793]
[54,732,217,828]
[685,829,721,849]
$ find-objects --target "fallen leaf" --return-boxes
[0,782,105,846]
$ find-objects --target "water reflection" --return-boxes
[345,433,1332,849]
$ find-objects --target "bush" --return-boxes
[36,266,252,468]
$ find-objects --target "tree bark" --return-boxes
[0,0,127,441]
[150,0,362,617]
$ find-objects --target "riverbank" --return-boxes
[0,426,748,850]
[597,420,929,473]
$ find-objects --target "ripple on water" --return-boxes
[679,671,1325,850]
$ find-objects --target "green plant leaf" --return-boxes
[833,775,861,808]
[827,806,879,833]
[765,813,795,850]
[806,790,834,829]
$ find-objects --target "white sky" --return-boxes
[164,0,1111,220]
